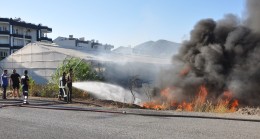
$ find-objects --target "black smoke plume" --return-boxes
[158,0,260,106]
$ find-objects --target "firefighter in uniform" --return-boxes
[66,68,73,103]
[58,72,67,101]
[21,70,29,104]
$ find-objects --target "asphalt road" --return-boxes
[0,106,260,139]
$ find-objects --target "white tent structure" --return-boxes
[0,42,172,84]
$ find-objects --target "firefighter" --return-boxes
[58,72,67,101]
[66,68,73,103]
[21,70,29,104]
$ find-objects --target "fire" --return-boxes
[230,99,239,112]
[142,101,167,110]
[142,85,239,113]
[196,85,208,104]
[177,102,193,111]
[179,66,190,76]
[161,87,171,98]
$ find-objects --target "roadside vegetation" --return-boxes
[29,57,102,98]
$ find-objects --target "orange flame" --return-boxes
[230,99,239,112]
[178,101,193,111]
[196,85,208,104]
[142,101,167,110]
[142,85,239,113]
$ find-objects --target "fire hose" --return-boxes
[1,101,260,123]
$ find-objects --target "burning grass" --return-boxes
[142,85,239,113]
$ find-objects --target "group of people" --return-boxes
[59,68,73,102]
[1,68,73,104]
[1,69,29,104]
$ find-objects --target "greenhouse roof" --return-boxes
[30,42,172,65]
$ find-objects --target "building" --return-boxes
[54,35,114,51]
[0,17,52,59]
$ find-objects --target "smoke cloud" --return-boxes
[158,0,260,106]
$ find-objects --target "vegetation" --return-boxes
[52,57,103,83]
[30,57,102,98]
[188,99,236,113]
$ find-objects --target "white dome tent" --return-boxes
[0,42,171,84]
[0,42,67,83]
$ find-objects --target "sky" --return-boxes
[0,0,245,48]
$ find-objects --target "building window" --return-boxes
[3,26,7,31]
[14,39,24,46]
[14,29,19,34]
[0,27,2,31]
[26,29,31,36]
[0,51,8,57]
[3,51,7,57]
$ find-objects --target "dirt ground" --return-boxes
[2,91,260,117]
[27,96,260,116]
[236,107,260,116]
[29,96,143,109]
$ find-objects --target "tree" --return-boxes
[52,57,103,83]
[128,75,140,104]
[142,83,153,101]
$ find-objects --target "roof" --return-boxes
[31,42,172,65]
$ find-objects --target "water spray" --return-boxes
[73,81,143,105]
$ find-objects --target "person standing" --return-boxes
[21,70,29,104]
[59,72,67,101]
[66,68,73,102]
[10,69,21,99]
[1,70,8,99]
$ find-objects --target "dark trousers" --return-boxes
[59,88,67,96]
[67,83,72,102]
[2,85,7,99]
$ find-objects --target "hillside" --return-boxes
[133,40,180,57]
[113,40,180,57]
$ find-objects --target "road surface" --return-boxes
[0,105,259,139]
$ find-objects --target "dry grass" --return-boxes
[143,98,237,113]
[176,99,236,113]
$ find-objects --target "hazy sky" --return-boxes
[0,0,245,47]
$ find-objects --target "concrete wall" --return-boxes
[12,26,25,35]
[30,29,37,42]
[54,37,114,51]
[53,37,76,48]
[77,42,92,49]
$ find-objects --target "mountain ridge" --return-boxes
[113,40,180,57]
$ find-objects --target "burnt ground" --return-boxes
[26,97,143,109]
[1,95,260,117]
[27,97,260,117]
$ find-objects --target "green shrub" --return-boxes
[52,57,103,83]
[30,57,102,98]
